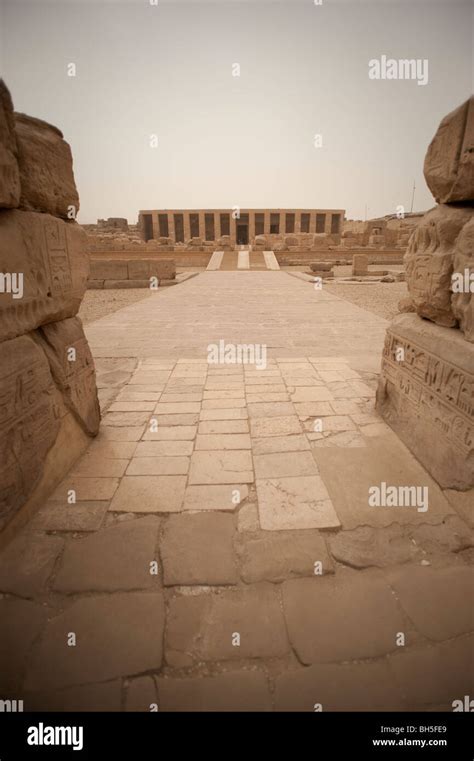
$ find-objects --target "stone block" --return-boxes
[376,313,474,489]
[14,112,79,218]
[38,317,100,436]
[424,96,474,203]
[405,205,473,327]
[451,214,474,341]
[89,260,128,280]
[0,210,89,342]
[0,79,20,208]
[157,672,272,712]
[352,253,368,276]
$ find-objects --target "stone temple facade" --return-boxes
[139,208,345,247]
[376,96,474,490]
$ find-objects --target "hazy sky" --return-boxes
[1,0,472,223]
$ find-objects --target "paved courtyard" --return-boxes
[1,272,473,711]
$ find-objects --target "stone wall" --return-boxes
[0,80,100,540]
[377,97,474,490]
[88,257,176,288]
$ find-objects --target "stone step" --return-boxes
[206,251,224,270]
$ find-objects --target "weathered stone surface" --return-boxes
[376,313,474,489]
[0,335,59,529]
[352,253,368,276]
[388,635,474,707]
[424,97,474,204]
[53,516,160,592]
[236,530,333,582]
[14,112,79,218]
[161,512,237,585]
[189,450,253,484]
[451,214,474,341]
[38,317,100,436]
[25,681,122,712]
[0,531,63,597]
[126,676,158,712]
[166,585,289,661]
[29,499,109,532]
[25,593,165,690]
[157,671,272,711]
[0,79,20,208]
[0,210,89,342]
[282,573,404,663]
[329,525,419,568]
[109,475,186,512]
[275,661,399,711]
[388,565,474,641]
[405,205,472,327]
[256,475,340,530]
[0,599,49,691]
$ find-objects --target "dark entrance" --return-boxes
[236,224,249,245]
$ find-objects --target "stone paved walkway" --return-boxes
[1,272,473,711]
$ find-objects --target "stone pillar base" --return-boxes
[376,313,473,490]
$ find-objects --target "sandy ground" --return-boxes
[324,281,408,320]
[79,289,153,324]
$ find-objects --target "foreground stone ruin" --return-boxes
[377,97,474,489]
[0,79,100,539]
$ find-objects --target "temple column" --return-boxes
[249,211,255,245]
[184,212,191,242]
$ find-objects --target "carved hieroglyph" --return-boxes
[38,318,101,437]
[0,210,89,342]
[14,113,80,219]
[405,205,473,327]
[0,79,20,209]
[376,313,473,489]
[0,336,60,529]
[424,96,474,204]
[451,215,474,342]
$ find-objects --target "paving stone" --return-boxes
[329,526,419,569]
[0,532,63,597]
[103,411,152,427]
[309,430,367,448]
[203,390,245,399]
[359,422,391,437]
[275,661,399,711]
[387,636,474,707]
[53,517,160,592]
[30,501,109,532]
[183,484,248,511]
[312,437,455,529]
[134,441,193,456]
[157,671,272,711]
[189,451,253,484]
[257,476,340,530]
[388,566,474,640]
[166,584,289,661]
[151,413,199,426]
[254,451,318,479]
[126,456,190,476]
[246,393,288,403]
[25,593,165,691]
[109,401,156,412]
[100,426,145,442]
[87,441,138,458]
[117,391,162,402]
[443,489,474,528]
[293,402,333,418]
[110,476,186,513]
[161,513,237,585]
[71,455,129,478]
[290,387,334,402]
[0,599,49,691]
[200,408,248,421]
[160,393,202,403]
[237,501,260,531]
[236,530,333,583]
[201,398,246,409]
[198,419,249,434]
[247,402,295,418]
[252,434,310,454]
[329,400,361,415]
[205,382,245,390]
[154,402,201,414]
[410,516,474,554]
[126,676,158,712]
[24,681,122,712]
[250,416,301,437]
[282,573,404,663]
[50,477,119,501]
[142,425,197,441]
[195,434,251,450]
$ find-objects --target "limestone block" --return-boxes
[0,210,89,343]
[352,254,368,276]
[0,335,60,529]
[451,215,474,342]
[424,97,474,203]
[0,79,20,208]
[376,313,474,489]
[38,317,100,436]
[89,260,128,280]
[14,113,79,218]
[254,235,266,248]
[405,205,472,327]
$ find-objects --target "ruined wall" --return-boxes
[0,80,100,538]
[377,97,474,490]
